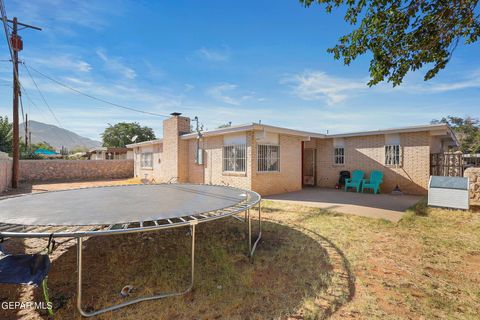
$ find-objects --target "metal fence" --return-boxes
[430,153,480,177]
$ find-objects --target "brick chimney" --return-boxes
[162,112,191,183]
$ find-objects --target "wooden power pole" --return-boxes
[8,17,41,188]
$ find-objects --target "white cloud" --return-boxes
[194,47,230,62]
[283,71,367,105]
[206,83,242,105]
[29,55,91,73]
[409,70,480,93]
[96,49,137,79]
[284,69,480,105]
[10,0,125,32]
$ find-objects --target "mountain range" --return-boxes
[19,120,101,150]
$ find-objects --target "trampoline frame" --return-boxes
[0,184,262,317]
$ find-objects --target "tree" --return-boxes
[217,122,232,129]
[432,116,480,153]
[102,122,156,148]
[70,146,89,154]
[300,0,480,86]
[0,116,12,154]
[32,142,56,152]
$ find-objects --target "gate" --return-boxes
[430,153,464,177]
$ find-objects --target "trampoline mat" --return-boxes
[0,184,250,226]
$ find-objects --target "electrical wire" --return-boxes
[19,83,49,123]
[21,62,63,128]
[23,62,171,118]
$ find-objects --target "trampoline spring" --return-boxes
[69,226,86,233]
[167,219,173,224]
[153,220,159,226]
[34,226,55,234]
[3,225,25,232]
[178,217,186,222]
[51,227,68,234]
[0,224,21,231]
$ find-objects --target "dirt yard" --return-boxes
[1,180,479,319]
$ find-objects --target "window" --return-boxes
[140,152,153,169]
[334,147,345,165]
[223,145,246,172]
[257,145,280,172]
[385,145,402,166]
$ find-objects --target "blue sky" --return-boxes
[0,0,479,140]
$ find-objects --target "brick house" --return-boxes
[127,113,457,196]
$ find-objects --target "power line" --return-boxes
[0,0,14,66]
[21,62,63,128]
[23,62,171,118]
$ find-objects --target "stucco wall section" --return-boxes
[0,156,12,193]
[251,134,303,196]
[315,131,430,195]
[464,167,480,205]
[19,159,134,182]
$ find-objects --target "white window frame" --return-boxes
[223,144,247,173]
[257,144,280,172]
[140,152,153,169]
[334,147,345,165]
[385,145,402,166]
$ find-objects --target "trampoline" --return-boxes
[0,183,262,317]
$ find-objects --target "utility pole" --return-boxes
[8,17,41,188]
[24,113,28,152]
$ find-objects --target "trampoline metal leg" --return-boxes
[76,223,197,318]
[247,201,262,257]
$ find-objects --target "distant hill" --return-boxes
[19,120,101,150]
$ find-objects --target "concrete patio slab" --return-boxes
[265,188,422,222]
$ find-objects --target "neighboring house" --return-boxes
[88,147,133,160]
[127,113,457,196]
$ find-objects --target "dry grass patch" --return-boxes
[1,180,479,319]
[261,199,480,319]
[1,216,351,319]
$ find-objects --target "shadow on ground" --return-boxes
[1,218,355,319]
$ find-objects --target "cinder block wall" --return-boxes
[315,131,430,195]
[19,159,134,182]
[251,134,303,195]
[0,156,12,193]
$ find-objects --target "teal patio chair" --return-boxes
[345,170,364,192]
[361,170,384,194]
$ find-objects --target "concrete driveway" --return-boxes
[265,188,423,222]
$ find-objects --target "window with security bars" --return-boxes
[140,152,153,169]
[257,145,280,172]
[223,145,246,172]
[385,145,402,166]
[334,147,345,165]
